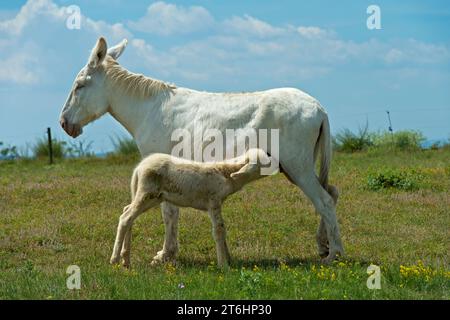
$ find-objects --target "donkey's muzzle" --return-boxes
[60,117,82,138]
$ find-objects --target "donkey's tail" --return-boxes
[316,115,332,189]
[315,114,339,204]
[130,167,139,201]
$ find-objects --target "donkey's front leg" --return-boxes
[151,202,179,265]
[208,206,231,268]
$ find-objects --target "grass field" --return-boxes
[0,149,449,299]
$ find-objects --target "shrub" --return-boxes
[65,140,94,158]
[0,142,19,159]
[372,130,425,151]
[32,137,67,159]
[442,137,450,151]
[367,168,423,191]
[110,135,139,156]
[334,123,372,152]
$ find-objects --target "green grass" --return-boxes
[32,137,67,159]
[109,135,140,157]
[0,149,449,299]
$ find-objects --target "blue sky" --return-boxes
[1,0,449,153]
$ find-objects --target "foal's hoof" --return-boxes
[110,257,120,265]
[150,258,163,266]
[151,251,176,266]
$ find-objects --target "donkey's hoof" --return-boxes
[319,250,329,259]
[320,256,335,265]
[320,251,339,265]
[320,250,344,265]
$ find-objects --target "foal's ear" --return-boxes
[88,37,108,69]
[107,39,128,60]
[230,162,256,180]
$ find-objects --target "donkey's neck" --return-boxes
[103,59,174,140]
[106,85,164,139]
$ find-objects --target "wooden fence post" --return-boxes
[47,127,53,165]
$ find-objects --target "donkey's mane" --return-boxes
[103,56,176,99]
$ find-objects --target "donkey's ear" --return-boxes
[88,37,107,69]
[107,39,128,60]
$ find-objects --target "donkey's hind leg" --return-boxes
[288,165,344,263]
[316,218,329,258]
[316,185,339,258]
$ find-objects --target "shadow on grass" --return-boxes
[175,255,375,270]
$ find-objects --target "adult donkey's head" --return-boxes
[60,37,127,138]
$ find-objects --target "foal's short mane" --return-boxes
[103,56,176,99]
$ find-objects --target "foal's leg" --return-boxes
[120,205,132,268]
[208,206,231,268]
[151,202,179,265]
[110,195,158,265]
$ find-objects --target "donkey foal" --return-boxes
[110,148,272,268]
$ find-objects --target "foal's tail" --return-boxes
[130,167,139,202]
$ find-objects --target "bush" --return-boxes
[65,140,94,158]
[110,135,139,156]
[33,137,67,159]
[367,168,423,191]
[372,130,425,151]
[334,123,372,152]
[334,126,427,153]
[0,142,19,159]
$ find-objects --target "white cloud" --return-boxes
[130,39,177,77]
[0,52,39,84]
[402,39,450,64]
[383,40,450,65]
[0,0,131,40]
[0,0,133,85]
[128,1,214,35]
[1,0,449,89]
[223,14,284,38]
[297,26,328,39]
[0,0,65,35]
[85,18,132,42]
[384,48,404,64]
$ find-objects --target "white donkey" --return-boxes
[59,37,344,264]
